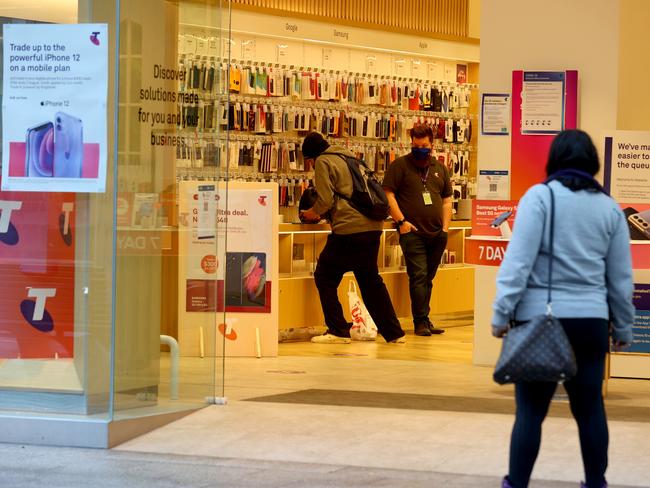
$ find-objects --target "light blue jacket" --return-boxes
[492,180,635,343]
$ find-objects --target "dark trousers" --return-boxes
[508,318,610,488]
[314,231,404,342]
[399,231,448,325]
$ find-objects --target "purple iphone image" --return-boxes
[25,122,55,177]
[53,112,83,178]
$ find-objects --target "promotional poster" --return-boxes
[2,23,108,193]
[180,183,273,314]
[603,131,650,204]
[177,181,279,357]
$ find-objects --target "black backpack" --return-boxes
[329,153,390,221]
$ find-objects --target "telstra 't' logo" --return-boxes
[60,202,74,246]
[90,31,101,46]
[20,288,56,332]
[0,200,22,246]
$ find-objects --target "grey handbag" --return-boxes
[493,185,578,385]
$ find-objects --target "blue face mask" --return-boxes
[411,147,432,160]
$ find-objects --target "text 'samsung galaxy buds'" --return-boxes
[25,112,83,178]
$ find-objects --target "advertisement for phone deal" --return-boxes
[2,23,108,193]
[180,182,273,314]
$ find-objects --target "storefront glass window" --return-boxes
[0,0,230,433]
[0,2,114,420]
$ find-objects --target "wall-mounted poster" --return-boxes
[2,23,108,193]
[481,94,511,136]
[603,131,650,204]
[521,71,565,135]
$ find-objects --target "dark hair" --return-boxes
[410,125,434,143]
[546,129,600,191]
[301,131,330,159]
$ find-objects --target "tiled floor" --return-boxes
[112,321,650,487]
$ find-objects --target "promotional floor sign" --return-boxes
[181,182,273,314]
[178,181,279,357]
[2,24,108,193]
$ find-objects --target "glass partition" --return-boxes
[0,0,231,435]
[0,4,115,420]
[113,0,228,420]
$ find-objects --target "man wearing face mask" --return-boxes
[382,125,453,336]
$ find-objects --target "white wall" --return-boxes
[0,0,77,23]
[478,0,620,175]
[617,0,650,131]
[474,0,621,366]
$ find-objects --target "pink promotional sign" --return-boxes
[0,180,76,359]
[471,199,519,237]
[510,70,578,199]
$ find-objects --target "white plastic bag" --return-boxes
[348,281,378,341]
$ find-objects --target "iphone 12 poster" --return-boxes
[2,23,108,193]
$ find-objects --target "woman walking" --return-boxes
[492,130,635,488]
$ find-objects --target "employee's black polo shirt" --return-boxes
[382,154,452,237]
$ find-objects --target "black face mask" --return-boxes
[411,147,432,160]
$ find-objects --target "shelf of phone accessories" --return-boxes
[279,220,472,278]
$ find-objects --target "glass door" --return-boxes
[112,0,229,420]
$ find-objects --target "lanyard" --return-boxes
[419,167,430,188]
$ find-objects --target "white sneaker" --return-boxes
[311,333,351,344]
[388,335,407,344]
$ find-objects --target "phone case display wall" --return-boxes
[175,30,478,222]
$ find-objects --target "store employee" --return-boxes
[382,124,453,336]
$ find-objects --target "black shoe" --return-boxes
[414,323,432,336]
[425,320,445,334]
[428,324,445,334]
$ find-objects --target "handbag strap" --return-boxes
[545,184,555,311]
[510,184,556,324]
